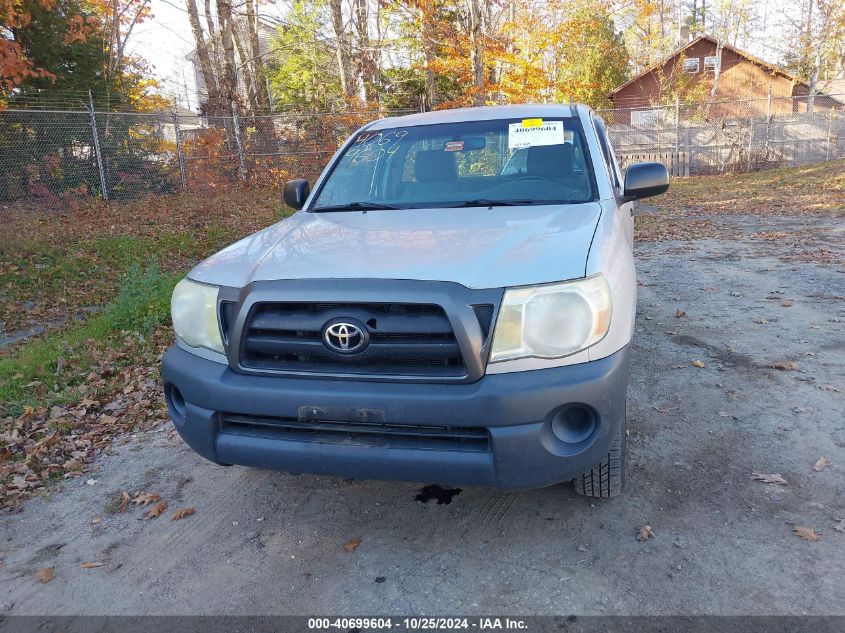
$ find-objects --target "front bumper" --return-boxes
[161,345,629,490]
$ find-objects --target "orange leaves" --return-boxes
[35,567,55,583]
[132,492,161,506]
[343,537,362,552]
[0,0,63,91]
[637,525,655,542]
[171,507,196,521]
[80,561,106,569]
[793,526,820,542]
[144,500,167,519]
[64,15,91,44]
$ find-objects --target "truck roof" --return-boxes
[368,103,587,130]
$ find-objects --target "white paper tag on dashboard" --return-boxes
[508,120,565,149]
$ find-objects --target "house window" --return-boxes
[683,58,700,73]
[704,55,719,72]
[631,109,662,128]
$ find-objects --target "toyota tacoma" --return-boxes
[162,104,669,497]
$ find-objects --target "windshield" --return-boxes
[310,117,595,211]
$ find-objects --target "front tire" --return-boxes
[573,418,626,498]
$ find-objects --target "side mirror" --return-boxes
[283,179,310,210]
[623,162,669,200]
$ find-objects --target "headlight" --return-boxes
[490,274,612,362]
[171,278,224,354]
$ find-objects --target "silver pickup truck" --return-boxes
[162,104,668,497]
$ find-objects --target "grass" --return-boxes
[1,188,286,334]
[1,187,287,416]
[0,260,177,414]
[2,188,290,507]
[633,159,845,243]
[651,159,845,217]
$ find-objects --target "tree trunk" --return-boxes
[245,0,272,111]
[329,0,356,100]
[186,0,222,114]
[232,23,258,113]
[806,51,821,113]
[421,2,436,109]
[205,0,225,101]
[354,0,377,103]
[705,38,725,117]
[468,0,486,105]
[215,0,239,104]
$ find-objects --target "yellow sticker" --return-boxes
[522,118,543,128]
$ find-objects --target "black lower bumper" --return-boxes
[161,345,630,490]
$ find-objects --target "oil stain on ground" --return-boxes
[414,485,462,505]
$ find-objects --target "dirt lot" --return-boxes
[1,165,843,615]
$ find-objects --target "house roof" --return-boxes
[607,35,799,98]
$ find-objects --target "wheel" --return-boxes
[572,418,626,498]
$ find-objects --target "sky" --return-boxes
[129,0,798,111]
[126,0,207,110]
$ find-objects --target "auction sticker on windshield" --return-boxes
[508,119,565,149]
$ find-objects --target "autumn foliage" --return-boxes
[0,0,57,92]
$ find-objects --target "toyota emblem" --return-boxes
[322,319,369,354]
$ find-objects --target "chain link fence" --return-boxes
[0,108,413,210]
[597,94,845,176]
[1,96,843,210]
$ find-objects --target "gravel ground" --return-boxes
[1,213,843,616]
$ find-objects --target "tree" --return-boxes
[3,0,160,110]
[329,0,355,100]
[267,0,344,111]
[783,0,845,111]
[0,0,56,96]
[552,7,630,109]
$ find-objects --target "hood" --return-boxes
[189,203,602,290]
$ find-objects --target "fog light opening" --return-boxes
[551,405,596,444]
[166,384,187,422]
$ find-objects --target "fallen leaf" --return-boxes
[343,537,361,552]
[692,360,706,368]
[675,309,686,318]
[752,472,787,485]
[35,567,55,583]
[171,507,196,521]
[118,491,130,513]
[834,519,845,534]
[637,525,655,542]
[812,457,831,472]
[781,299,793,307]
[653,406,678,414]
[770,361,799,370]
[145,500,167,519]
[132,491,161,506]
[80,561,105,569]
[793,526,819,542]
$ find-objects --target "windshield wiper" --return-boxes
[312,201,401,212]
[445,199,536,208]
